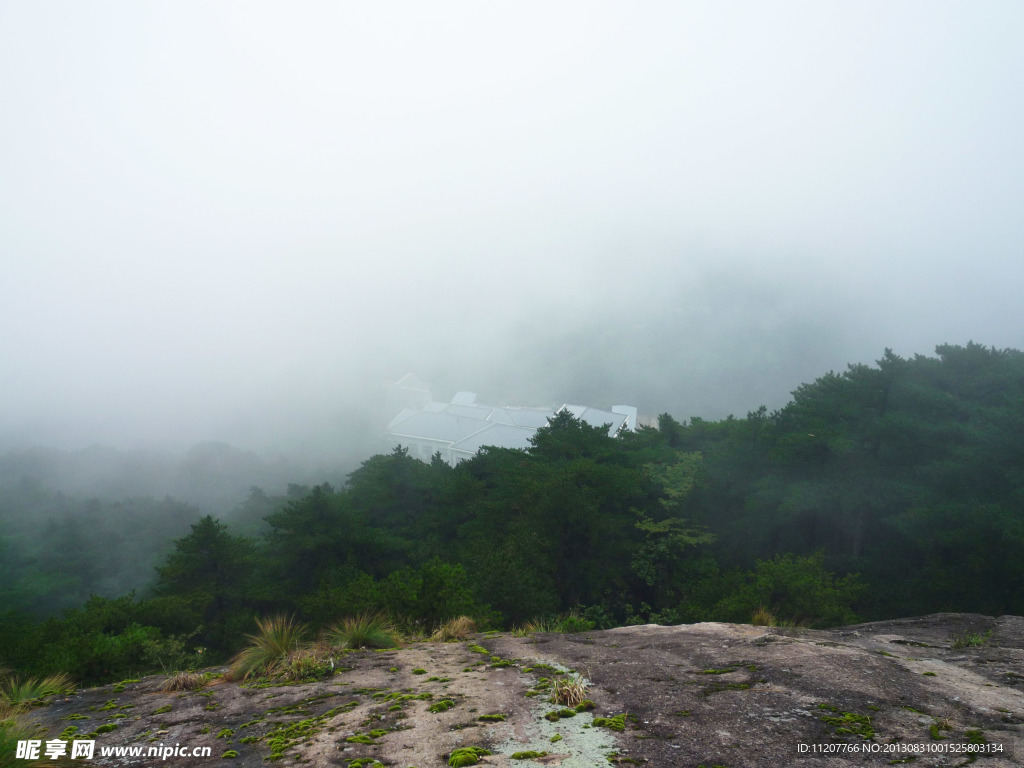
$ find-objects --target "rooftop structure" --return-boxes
[384,389,638,465]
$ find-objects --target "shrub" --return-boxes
[326,612,396,650]
[713,552,863,628]
[35,617,203,686]
[228,615,306,680]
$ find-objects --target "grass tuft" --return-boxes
[951,630,992,649]
[515,609,593,635]
[326,612,397,650]
[1,699,62,768]
[228,614,307,681]
[0,673,74,707]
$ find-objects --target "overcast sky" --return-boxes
[2,1,1022,455]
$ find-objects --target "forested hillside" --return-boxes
[1,343,1021,685]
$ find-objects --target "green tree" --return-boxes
[153,515,258,654]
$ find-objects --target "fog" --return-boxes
[2,1,1023,464]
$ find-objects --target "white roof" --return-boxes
[559,405,628,434]
[386,394,636,460]
[452,423,537,453]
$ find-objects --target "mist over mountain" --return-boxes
[2,2,1022,458]
[0,442,318,514]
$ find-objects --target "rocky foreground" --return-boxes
[27,614,1024,767]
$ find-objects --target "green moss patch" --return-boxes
[428,699,456,713]
[818,703,875,739]
[448,746,492,766]
[593,714,627,732]
[345,734,378,744]
[260,701,362,761]
[929,720,952,740]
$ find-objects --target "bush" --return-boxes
[35,621,201,686]
[713,552,863,628]
[377,559,482,626]
[297,571,381,626]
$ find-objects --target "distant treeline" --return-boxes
[1,342,1021,685]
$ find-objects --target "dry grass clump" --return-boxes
[550,673,590,709]
[228,614,307,681]
[160,671,207,692]
[431,616,477,642]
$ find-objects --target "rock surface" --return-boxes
[27,613,1023,767]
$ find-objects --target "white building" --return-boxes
[384,388,638,465]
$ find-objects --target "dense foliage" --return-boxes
[1,343,1021,685]
[662,342,1024,618]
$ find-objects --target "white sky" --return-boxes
[2,1,1022,452]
